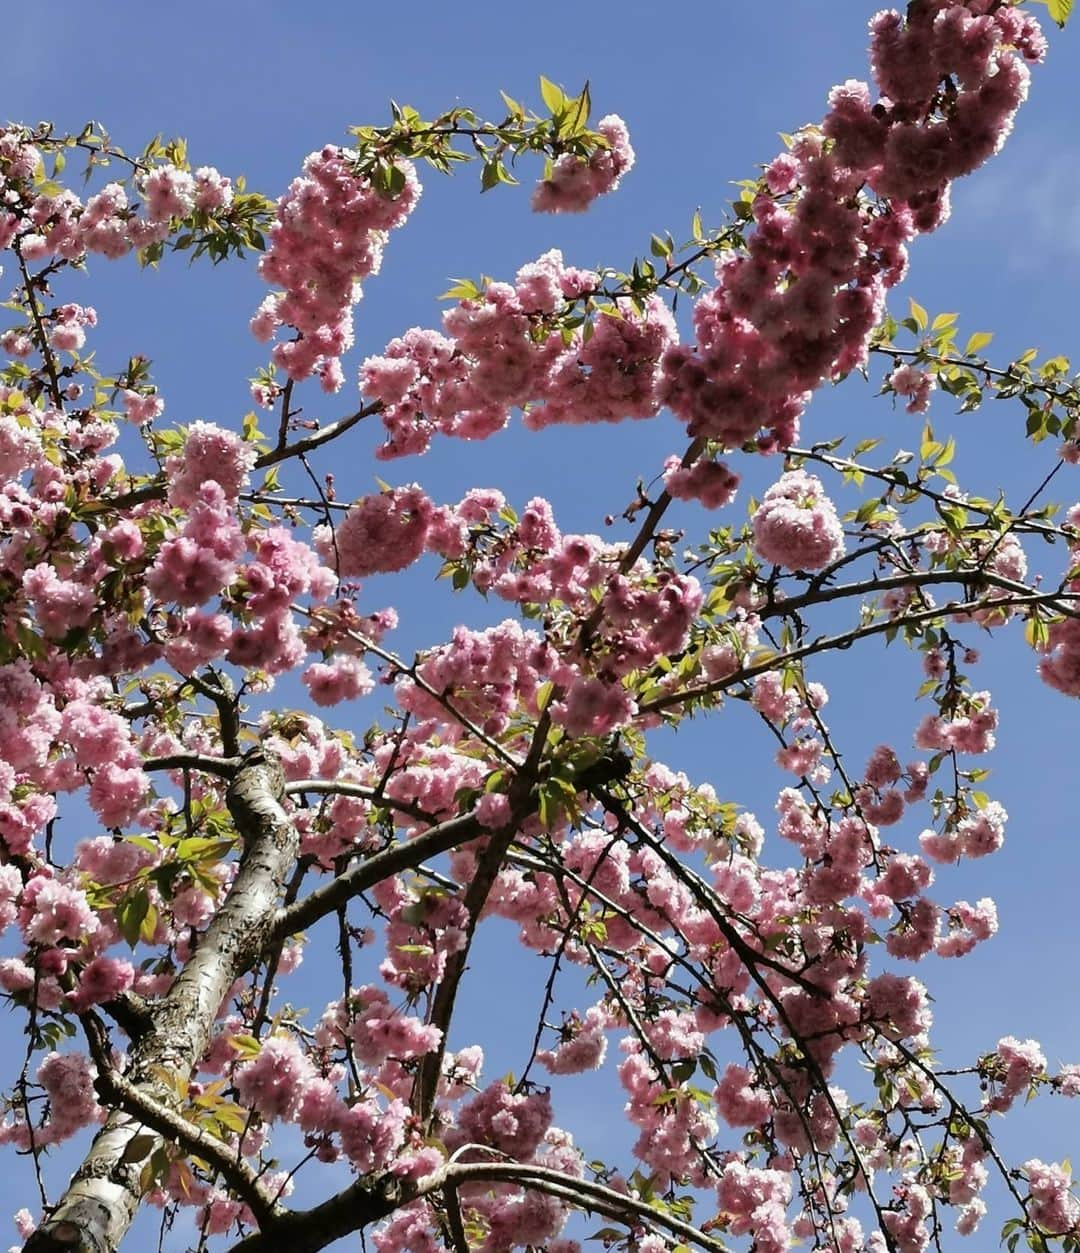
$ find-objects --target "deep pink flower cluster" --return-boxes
[166,421,257,509]
[252,145,420,388]
[396,619,556,740]
[856,745,930,830]
[449,1081,553,1159]
[159,519,336,679]
[302,654,373,707]
[662,454,740,509]
[327,484,434,578]
[59,696,149,829]
[17,875,98,947]
[147,482,245,609]
[68,954,135,1012]
[866,6,1042,201]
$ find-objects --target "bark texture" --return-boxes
[25,751,297,1253]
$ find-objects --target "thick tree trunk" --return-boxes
[25,752,297,1253]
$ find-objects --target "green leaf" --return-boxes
[117,889,150,949]
[481,159,501,192]
[565,82,591,136]
[120,1134,157,1164]
[440,278,481,302]
[909,297,928,331]
[228,1032,261,1052]
[965,330,993,355]
[1048,0,1073,27]
[538,76,567,115]
[1025,616,1050,649]
[175,836,233,862]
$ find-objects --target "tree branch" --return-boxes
[225,1159,726,1253]
[642,587,1079,715]
[80,1011,281,1227]
[273,808,485,942]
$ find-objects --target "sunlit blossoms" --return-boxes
[1,4,1079,1253]
[253,145,421,388]
[752,468,845,570]
[532,114,635,213]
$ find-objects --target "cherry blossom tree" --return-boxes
[2,2,1080,1251]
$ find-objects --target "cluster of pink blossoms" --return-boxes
[662,453,740,509]
[752,468,846,571]
[1025,1160,1080,1236]
[915,689,998,755]
[2,6,1078,1250]
[531,114,634,213]
[660,2,1042,455]
[165,420,257,509]
[228,1023,580,1252]
[1035,502,1080,695]
[0,129,232,265]
[324,484,434,577]
[536,1005,609,1074]
[359,249,676,458]
[251,145,420,389]
[888,362,936,413]
[0,1053,102,1152]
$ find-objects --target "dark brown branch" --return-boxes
[273,809,485,942]
[225,1159,726,1253]
[642,587,1079,715]
[143,753,242,780]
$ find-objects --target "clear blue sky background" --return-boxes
[4,2,1080,1248]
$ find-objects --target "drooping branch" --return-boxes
[755,565,1076,627]
[225,1158,727,1253]
[411,799,534,1125]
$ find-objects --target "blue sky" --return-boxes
[5,2,1080,1248]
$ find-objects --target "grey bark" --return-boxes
[25,751,298,1253]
